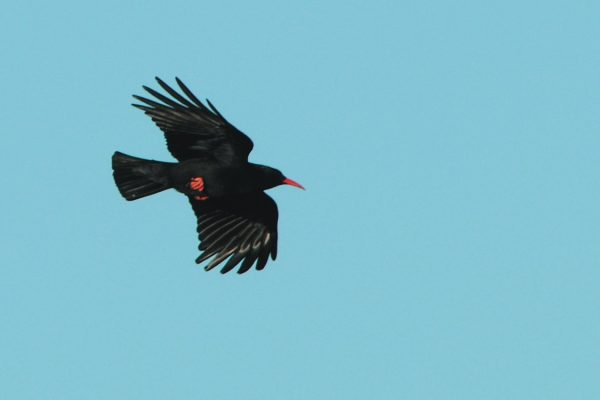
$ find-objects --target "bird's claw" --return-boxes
[189,177,205,191]
[189,177,209,200]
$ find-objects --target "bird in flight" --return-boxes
[112,77,304,274]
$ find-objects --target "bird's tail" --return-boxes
[112,151,172,201]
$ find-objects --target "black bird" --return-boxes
[112,77,304,274]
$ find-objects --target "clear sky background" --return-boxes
[1,1,599,399]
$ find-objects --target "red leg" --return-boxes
[189,177,204,191]
[189,177,209,201]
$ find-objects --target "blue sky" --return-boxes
[1,1,599,399]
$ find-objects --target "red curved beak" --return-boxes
[283,178,305,190]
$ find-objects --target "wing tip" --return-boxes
[205,98,226,120]
[131,103,150,111]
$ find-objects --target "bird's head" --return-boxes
[258,166,305,191]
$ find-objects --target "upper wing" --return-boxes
[132,77,254,163]
[189,192,279,274]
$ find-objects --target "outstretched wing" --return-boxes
[132,77,254,163]
[189,192,279,274]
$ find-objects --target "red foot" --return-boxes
[189,177,208,200]
[189,177,205,191]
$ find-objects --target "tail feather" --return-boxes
[112,151,172,201]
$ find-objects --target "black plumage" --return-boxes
[112,78,303,274]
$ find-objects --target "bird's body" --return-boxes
[112,78,303,274]
[168,161,285,197]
